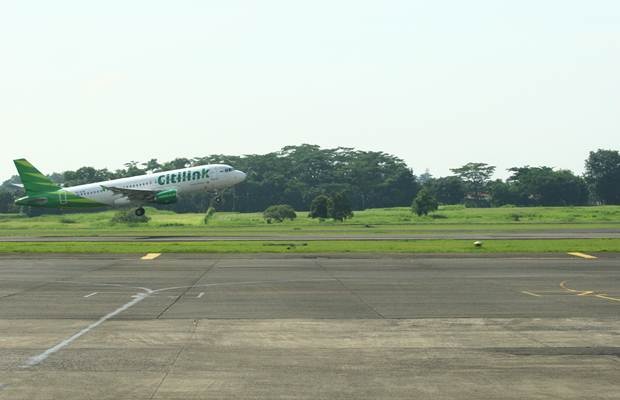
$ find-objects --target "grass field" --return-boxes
[0,205,619,237]
[2,239,619,254]
[1,206,619,254]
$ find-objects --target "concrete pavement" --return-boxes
[0,254,618,399]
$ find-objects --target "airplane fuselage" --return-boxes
[15,163,246,209]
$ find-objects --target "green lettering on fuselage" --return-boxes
[157,168,210,185]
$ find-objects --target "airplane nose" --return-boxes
[237,170,247,182]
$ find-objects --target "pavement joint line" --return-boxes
[141,253,161,260]
[521,290,541,297]
[567,252,597,259]
[154,260,218,319]
[315,259,386,319]
[148,319,200,400]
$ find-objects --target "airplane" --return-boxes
[12,159,246,216]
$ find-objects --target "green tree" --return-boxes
[507,166,588,206]
[263,204,297,223]
[0,190,17,213]
[450,162,495,207]
[142,159,162,173]
[585,149,620,204]
[63,167,114,186]
[425,176,465,204]
[0,144,424,214]
[309,194,332,219]
[160,158,191,171]
[331,192,353,221]
[123,161,145,177]
[487,179,517,207]
[412,188,438,216]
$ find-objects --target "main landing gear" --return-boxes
[135,207,145,216]
[209,192,223,208]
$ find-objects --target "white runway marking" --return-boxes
[197,292,204,298]
[83,292,98,298]
[22,289,153,368]
[0,383,7,391]
[521,290,541,297]
[21,279,334,367]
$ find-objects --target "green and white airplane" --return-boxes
[12,159,246,216]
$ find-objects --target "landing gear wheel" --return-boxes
[135,207,145,216]
[214,196,222,205]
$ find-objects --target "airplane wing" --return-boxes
[101,185,158,202]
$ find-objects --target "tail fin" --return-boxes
[13,159,60,195]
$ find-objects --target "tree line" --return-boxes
[1,145,619,214]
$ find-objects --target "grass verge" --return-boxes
[1,239,619,254]
[1,205,619,237]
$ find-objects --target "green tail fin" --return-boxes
[13,159,60,195]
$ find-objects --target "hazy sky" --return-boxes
[1,1,618,181]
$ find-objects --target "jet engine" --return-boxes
[154,189,178,204]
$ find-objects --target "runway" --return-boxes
[0,254,618,399]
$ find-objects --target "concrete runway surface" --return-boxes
[0,253,618,399]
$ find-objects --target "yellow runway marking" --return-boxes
[560,281,620,303]
[560,281,580,293]
[521,291,541,297]
[595,294,620,302]
[141,253,161,260]
[567,252,597,259]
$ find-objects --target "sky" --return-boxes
[1,1,618,182]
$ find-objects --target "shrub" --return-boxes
[203,207,216,224]
[264,204,297,223]
[331,192,354,221]
[308,193,353,221]
[412,188,438,216]
[308,195,332,219]
[110,210,151,224]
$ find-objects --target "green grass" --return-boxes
[0,205,619,237]
[1,239,619,254]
